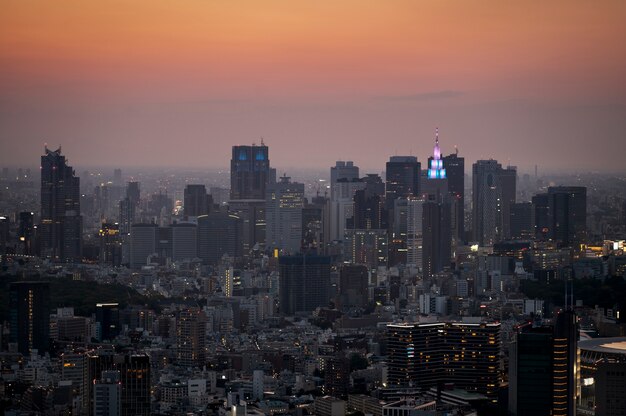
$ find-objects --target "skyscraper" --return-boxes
[441,150,465,242]
[197,212,243,264]
[184,184,212,217]
[422,200,452,278]
[230,142,271,200]
[385,156,420,209]
[279,254,331,315]
[130,223,157,269]
[472,159,517,246]
[547,186,587,248]
[330,161,359,200]
[509,310,579,416]
[9,281,50,355]
[265,175,304,254]
[40,146,82,262]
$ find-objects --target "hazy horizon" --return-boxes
[2,1,625,172]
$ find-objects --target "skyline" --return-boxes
[2,1,626,172]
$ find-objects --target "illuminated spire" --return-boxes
[427,128,446,179]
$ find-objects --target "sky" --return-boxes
[1,1,625,173]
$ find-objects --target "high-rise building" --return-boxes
[279,254,331,315]
[176,308,207,367]
[547,187,587,248]
[99,223,122,266]
[509,310,579,416]
[406,197,425,269]
[533,193,550,240]
[265,175,304,254]
[387,322,500,401]
[353,174,386,230]
[330,161,359,200]
[441,150,465,242]
[510,202,535,239]
[330,178,365,241]
[18,211,35,255]
[472,159,516,246]
[385,156,420,209]
[230,143,271,200]
[130,223,157,269]
[0,215,8,255]
[9,281,50,355]
[40,146,82,262]
[93,371,122,416]
[422,200,451,278]
[197,212,243,264]
[96,303,120,342]
[184,184,212,217]
[171,222,197,262]
[87,351,150,416]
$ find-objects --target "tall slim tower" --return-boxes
[265,175,304,254]
[472,159,516,246]
[40,146,82,261]
[230,142,271,200]
[9,281,50,355]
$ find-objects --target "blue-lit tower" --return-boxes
[427,128,446,179]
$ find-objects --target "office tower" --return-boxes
[386,322,500,401]
[338,264,369,309]
[279,254,331,315]
[40,146,82,262]
[385,156,420,209]
[119,198,135,235]
[9,281,50,355]
[184,184,212,217]
[227,199,266,251]
[595,362,626,416]
[171,223,197,262]
[533,193,550,240]
[99,223,122,266]
[155,226,173,262]
[302,195,326,251]
[18,211,35,255]
[93,371,121,416]
[547,187,587,248]
[330,177,366,241]
[422,200,451,278]
[353,174,386,230]
[265,175,304,254]
[406,197,425,268]
[126,181,140,206]
[472,159,516,246]
[510,202,534,239]
[96,303,120,342]
[197,212,243,264]
[130,223,157,269]
[176,308,207,367]
[509,309,579,416]
[230,142,271,200]
[346,229,388,269]
[87,352,150,416]
[442,149,465,242]
[331,161,359,200]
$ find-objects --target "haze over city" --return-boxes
[2,1,626,172]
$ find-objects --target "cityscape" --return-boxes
[1,2,626,416]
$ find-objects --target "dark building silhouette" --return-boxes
[441,151,465,241]
[96,303,120,342]
[18,211,35,255]
[510,202,535,239]
[385,156,420,210]
[9,281,50,355]
[197,212,243,264]
[533,193,550,240]
[40,146,82,262]
[548,186,587,248]
[422,200,452,278]
[509,309,579,416]
[99,223,122,266]
[279,254,331,315]
[130,223,157,269]
[472,159,516,246]
[176,308,207,367]
[87,351,150,416]
[338,264,369,309]
[230,143,271,200]
[184,184,212,217]
[0,215,8,255]
[353,175,386,230]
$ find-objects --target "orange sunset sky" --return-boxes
[1,1,625,172]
